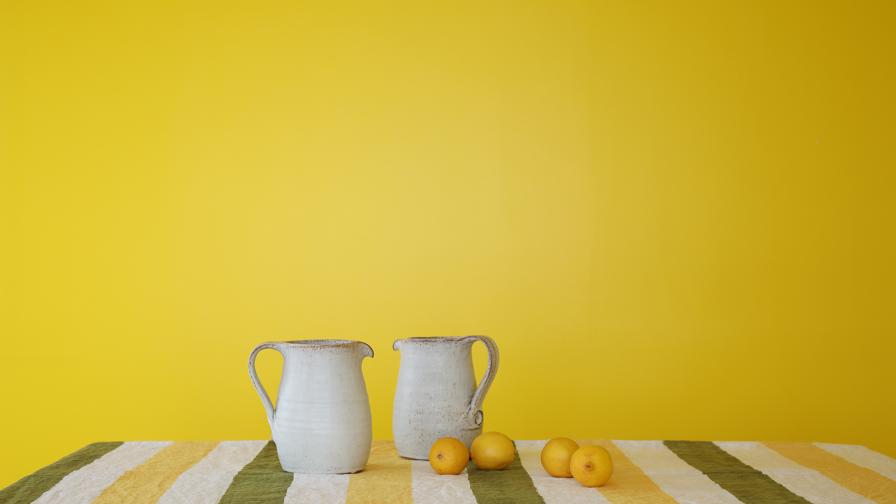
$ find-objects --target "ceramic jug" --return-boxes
[249,339,374,473]
[392,335,499,459]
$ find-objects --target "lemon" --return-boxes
[540,437,579,477]
[470,432,515,470]
[570,445,613,487]
[428,437,470,475]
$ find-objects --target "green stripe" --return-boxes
[664,441,811,504]
[0,442,123,504]
[467,446,545,504]
[218,441,293,504]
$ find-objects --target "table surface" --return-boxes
[2,440,894,503]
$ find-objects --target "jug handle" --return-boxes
[248,342,282,430]
[463,335,500,426]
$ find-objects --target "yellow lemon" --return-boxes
[428,437,470,475]
[470,432,515,470]
[570,445,613,487]
[540,437,579,477]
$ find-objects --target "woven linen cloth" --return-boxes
[2,440,894,503]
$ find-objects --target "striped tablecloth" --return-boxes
[2,440,894,503]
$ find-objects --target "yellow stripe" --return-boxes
[593,440,678,504]
[345,441,412,504]
[764,442,896,503]
[92,441,219,504]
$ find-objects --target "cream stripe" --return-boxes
[516,440,608,504]
[92,441,219,504]
[285,473,351,504]
[816,443,896,481]
[31,442,170,504]
[158,441,267,504]
[716,441,873,504]
[613,440,741,504]
[765,442,896,502]
[345,441,412,504]
[410,459,477,504]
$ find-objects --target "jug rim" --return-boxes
[281,339,363,347]
[397,336,474,344]
[272,339,374,358]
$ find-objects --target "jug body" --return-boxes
[249,339,374,473]
[392,336,499,459]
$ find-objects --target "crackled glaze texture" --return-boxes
[248,340,374,473]
[392,336,499,459]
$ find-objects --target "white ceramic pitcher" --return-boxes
[392,335,499,459]
[249,339,374,473]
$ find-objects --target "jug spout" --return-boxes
[357,341,374,359]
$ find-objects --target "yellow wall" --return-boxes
[2,0,894,487]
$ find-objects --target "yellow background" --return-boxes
[2,0,894,488]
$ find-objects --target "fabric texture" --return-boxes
[2,440,894,504]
